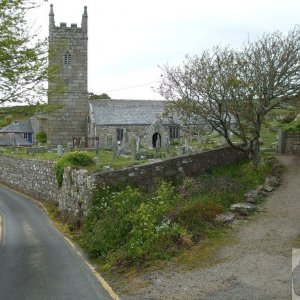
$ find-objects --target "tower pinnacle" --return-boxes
[49,4,55,29]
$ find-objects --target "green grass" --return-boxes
[0,147,149,170]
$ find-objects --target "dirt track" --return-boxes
[125,155,300,300]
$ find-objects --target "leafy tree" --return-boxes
[159,27,300,165]
[0,0,47,105]
[88,92,111,100]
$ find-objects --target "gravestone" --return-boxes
[155,137,161,157]
[112,141,118,159]
[57,144,63,157]
[166,138,170,154]
[184,138,189,153]
[94,139,100,155]
[67,142,73,152]
[130,136,137,161]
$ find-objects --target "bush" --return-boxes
[4,115,12,125]
[281,112,296,123]
[78,161,271,268]
[80,181,184,266]
[55,151,93,188]
[169,201,224,236]
[36,131,47,144]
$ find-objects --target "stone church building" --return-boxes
[33,5,181,149]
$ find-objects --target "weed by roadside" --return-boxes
[77,160,271,271]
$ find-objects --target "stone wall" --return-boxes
[92,147,247,189]
[95,125,149,148]
[0,147,247,217]
[278,130,300,154]
[0,156,93,216]
[93,123,170,149]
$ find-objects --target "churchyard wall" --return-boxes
[0,146,247,216]
[278,130,300,154]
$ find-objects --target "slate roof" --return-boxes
[0,120,33,133]
[89,99,168,126]
[0,133,32,146]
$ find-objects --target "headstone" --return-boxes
[57,144,63,157]
[155,137,161,153]
[80,137,86,149]
[166,138,170,155]
[123,129,128,145]
[93,156,101,169]
[130,136,136,161]
[67,142,72,152]
[184,138,189,153]
[94,139,100,155]
[112,141,118,159]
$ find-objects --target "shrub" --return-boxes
[36,131,47,144]
[169,201,224,235]
[4,115,12,125]
[78,161,271,268]
[170,139,181,146]
[55,151,93,188]
[281,112,296,123]
[80,181,184,266]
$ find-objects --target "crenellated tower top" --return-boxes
[49,4,87,35]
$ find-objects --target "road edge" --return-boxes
[64,237,120,300]
[0,183,120,300]
[0,212,2,243]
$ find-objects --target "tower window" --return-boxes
[64,51,71,65]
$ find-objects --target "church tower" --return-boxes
[47,4,88,146]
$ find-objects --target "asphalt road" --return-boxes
[0,186,112,300]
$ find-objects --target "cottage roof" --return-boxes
[0,120,33,133]
[0,133,32,146]
[89,99,167,126]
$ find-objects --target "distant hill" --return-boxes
[0,105,40,129]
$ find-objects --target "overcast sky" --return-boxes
[29,0,300,100]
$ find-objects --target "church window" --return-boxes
[64,51,71,65]
[169,125,180,139]
[116,128,124,142]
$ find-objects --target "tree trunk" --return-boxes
[251,138,260,167]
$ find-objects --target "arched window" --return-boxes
[64,50,71,65]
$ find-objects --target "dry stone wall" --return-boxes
[0,147,247,217]
[278,130,300,154]
[0,156,94,216]
[92,147,247,189]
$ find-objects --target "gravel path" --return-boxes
[124,155,300,300]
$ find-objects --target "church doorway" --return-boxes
[152,132,161,148]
